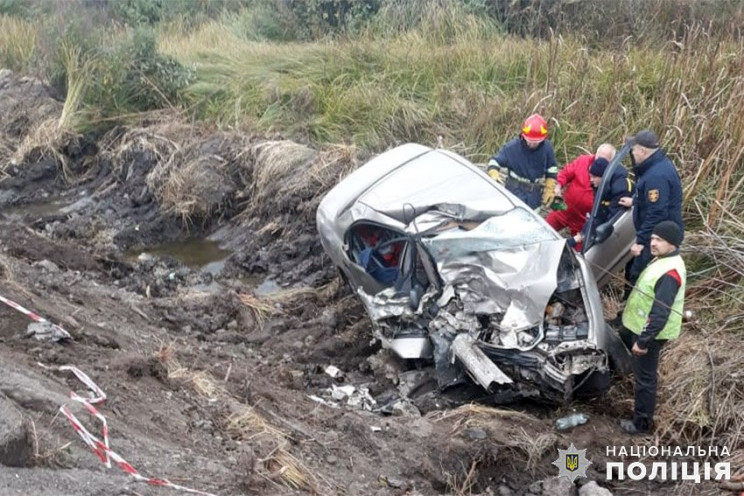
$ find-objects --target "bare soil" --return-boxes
[0,71,718,495]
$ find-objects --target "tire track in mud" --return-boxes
[0,70,697,496]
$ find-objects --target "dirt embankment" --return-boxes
[0,70,715,496]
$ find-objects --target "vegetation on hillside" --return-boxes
[2,0,744,463]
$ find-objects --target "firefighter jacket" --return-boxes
[487,137,558,183]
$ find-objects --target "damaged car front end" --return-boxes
[317,144,629,404]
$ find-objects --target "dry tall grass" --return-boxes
[3,0,744,466]
[248,140,317,209]
[0,254,12,281]
[237,292,280,327]
[428,404,557,471]
[9,44,92,178]
[0,15,37,73]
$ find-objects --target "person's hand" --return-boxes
[573,232,584,244]
[630,243,644,257]
[487,168,507,184]
[632,342,648,356]
[554,184,563,197]
[619,197,633,208]
[542,178,557,208]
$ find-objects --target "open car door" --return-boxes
[581,143,637,288]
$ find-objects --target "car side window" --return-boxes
[347,223,406,286]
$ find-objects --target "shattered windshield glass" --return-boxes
[421,208,555,261]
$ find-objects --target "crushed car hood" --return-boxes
[359,208,566,333]
[426,238,565,332]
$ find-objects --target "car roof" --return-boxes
[319,143,515,226]
[358,148,515,223]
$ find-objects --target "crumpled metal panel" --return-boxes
[450,334,513,388]
[402,204,505,235]
[356,287,416,321]
[357,208,566,336]
[356,285,438,322]
[357,156,515,224]
[422,212,565,331]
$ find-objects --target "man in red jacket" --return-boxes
[546,143,616,248]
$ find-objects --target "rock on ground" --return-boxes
[0,394,32,467]
[541,476,575,495]
[579,481,614,496]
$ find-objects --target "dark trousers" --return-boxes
[624,244,652,299]
[620,327,666,431]
[505,181,542,210]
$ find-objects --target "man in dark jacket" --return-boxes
[590,156,634,225]
[487,114,559,210]
[567,157,633,248]
[620,130,683,297]
[619,220,686,434]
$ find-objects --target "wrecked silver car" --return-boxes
[317,144,631,403]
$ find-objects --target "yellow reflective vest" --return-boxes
[622,254,686,341]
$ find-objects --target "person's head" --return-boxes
[629,129,660,165]
[521,114,548,149]
[588,158,609,188]
[595,143,616,162]
[650,220,682,256]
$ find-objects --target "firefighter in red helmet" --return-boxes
[487,114,559,210]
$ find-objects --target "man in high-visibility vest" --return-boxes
[619,220,686,434]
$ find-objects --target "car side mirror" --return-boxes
[593,222,614,244]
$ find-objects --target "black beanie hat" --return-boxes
[589,158,609,177]
[652,220,683,247]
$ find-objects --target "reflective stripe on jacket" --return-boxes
[487,137,558,183]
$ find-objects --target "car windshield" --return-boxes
[421,208,555,261]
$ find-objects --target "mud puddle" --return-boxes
[0,68,697,494]
[124,238,286,297]
[1,196,74,220]
[125,238,231,275]
[240,274,282,295]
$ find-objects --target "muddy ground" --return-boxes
[0,70,723,495]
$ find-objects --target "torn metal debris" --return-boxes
[317,143,633,404]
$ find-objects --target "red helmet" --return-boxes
[521,114,548,142]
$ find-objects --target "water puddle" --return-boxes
[241,275,282,296]
[127,238,232,275]
[127,239,282,296]
[2,197,72,219]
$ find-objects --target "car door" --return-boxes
[581,143,637,288]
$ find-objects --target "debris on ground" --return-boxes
[0,69,728,495]
[556,412,589,430]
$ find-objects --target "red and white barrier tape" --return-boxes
[42,364,218,496]
[0,293,71,340]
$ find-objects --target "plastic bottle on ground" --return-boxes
[556,412,588,430]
